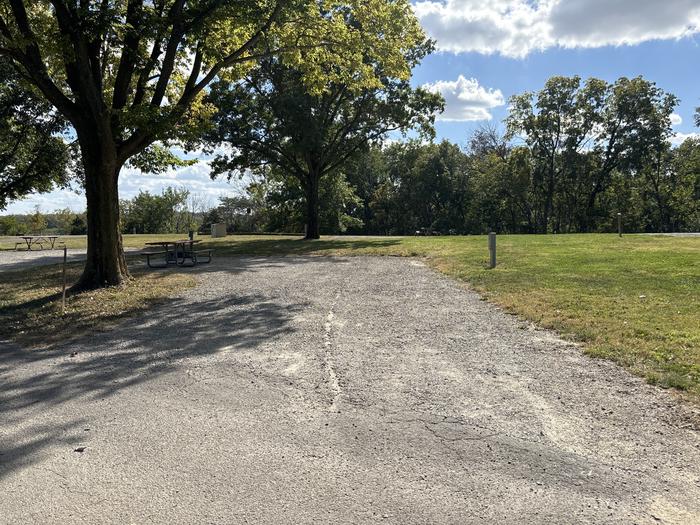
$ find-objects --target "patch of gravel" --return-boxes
[1,255,699,524]
[0,247,141,272]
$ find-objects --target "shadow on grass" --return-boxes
[0,256,194,348]
[0,256,317,479]
[198,236,403,256]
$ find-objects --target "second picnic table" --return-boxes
[143,239,212,268]
[16,235,61,250]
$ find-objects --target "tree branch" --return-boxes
[112,0,144,110]
[150,0,186,107]
[5,0,81,123]
[177,0,289,107]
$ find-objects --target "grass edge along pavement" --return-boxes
[201,233,700,399]
[1,233,698,401]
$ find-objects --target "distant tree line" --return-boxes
[230,76,699,235]
[120,187,208,235]
[1,187,206,236]
[3,74,698,238]
[0,206,86,236]
[239,133,699,236]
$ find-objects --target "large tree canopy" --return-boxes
[0,56,70,209]
[204,40,442,238]
[507,76,677,232]
[0,0,425,287]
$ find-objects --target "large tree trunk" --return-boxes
[304,173,320,240]
[73,137,129,290]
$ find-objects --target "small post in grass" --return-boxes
[62,245,67,315]
[488,232,497,269]
[617,212,623,237]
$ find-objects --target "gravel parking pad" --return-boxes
[1,256,699,524]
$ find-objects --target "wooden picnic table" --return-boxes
[144,239,210,267]
[16,235,61,250]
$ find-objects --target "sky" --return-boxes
[5,0,700,214]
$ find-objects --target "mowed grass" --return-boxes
[0,233,190,251]
[1,232,698,397]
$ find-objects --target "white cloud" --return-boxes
[3,188,85,215]
[670,113,683,126]
[669,131,700,147]
[414,0,700,58]
[424,75,505,121]
[3,160,244,214]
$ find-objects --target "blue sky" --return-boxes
[5,0,700,214]
[417,38,700,147]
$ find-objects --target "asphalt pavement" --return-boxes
[1,256,699,524]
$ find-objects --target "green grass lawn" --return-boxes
[2,232,698,398]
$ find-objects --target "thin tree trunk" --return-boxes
[73,139,129,290]
[304,173,320,240]
[543,174,555,234]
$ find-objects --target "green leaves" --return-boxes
[0,56,71,209]
[205,49,442,185]
[0,0,430,172]
[126,144,197,174]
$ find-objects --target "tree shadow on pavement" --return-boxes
[0,256,321,479]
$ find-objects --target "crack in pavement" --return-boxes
[323,291,342,412]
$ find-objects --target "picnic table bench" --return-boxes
[143,239,212,268]
[14,236,62,251]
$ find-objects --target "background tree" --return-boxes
[343,146,388,234]
[214,196,257,232]
[465,125,523,233]
[70,214,87,235]
[0,213,19,234]
[239,167,363,234]
[0,56,70,209]
[121,187,189,234]
[182,191,210,233]
[388,140,470,234]
[0,0,424,287]
[507,76,677,233]
[640,137,700,232]
[205,43,442,238]
[52,207,76,233]
[671,137,700,231]
[27,205,47,234]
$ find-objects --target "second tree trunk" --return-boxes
[304,174,320,240]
